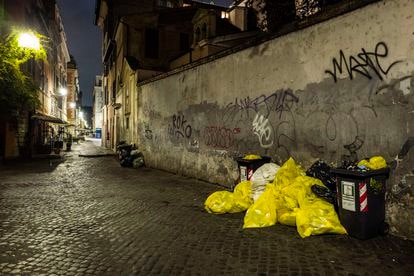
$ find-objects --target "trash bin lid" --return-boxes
[330,167,390,178]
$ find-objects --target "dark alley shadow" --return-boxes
[0,155,67,175]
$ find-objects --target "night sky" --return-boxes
[56,0,101,107]
[56,0,233,106]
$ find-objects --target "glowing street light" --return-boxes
[59,87,68,96]
[69,102,76,109]
[17,32,40,50]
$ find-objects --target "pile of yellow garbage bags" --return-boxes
[204,157,347,238]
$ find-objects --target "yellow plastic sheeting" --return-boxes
[243,184,277,228]
[296,198,347,238]
[357,156,387,170]
[204,180,253,214]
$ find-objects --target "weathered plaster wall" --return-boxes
[137,0,414,239]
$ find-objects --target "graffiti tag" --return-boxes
[252,114,273,148]
[223,90,299,121]
[326,42,401,83]
[144,124,153,140]
[203,126,241,149]
[168,114,192,139]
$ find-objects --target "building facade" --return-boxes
[0,0,72,158]
[66,55,80,136]
[95,0,200,149]
[92,75,104,138]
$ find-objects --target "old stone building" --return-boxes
[0,0,72,158]
[92,75,104,138]
[95,0,414,240]
[66,55,81,136]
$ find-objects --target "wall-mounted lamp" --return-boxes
[69,102,76,108]
[17,32,40,50]
[59,87,68,96]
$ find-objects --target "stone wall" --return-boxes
[136,0,414,239]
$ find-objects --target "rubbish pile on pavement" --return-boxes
[116,141,145,168]
[205,155,389,239]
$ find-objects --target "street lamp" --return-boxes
[59,87,68,96]
[0,28,47,158]
[17,32,40,50]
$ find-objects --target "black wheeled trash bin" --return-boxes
[331,168,390,239]
[236,156,271,182]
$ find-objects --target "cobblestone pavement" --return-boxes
[0,139,413,275]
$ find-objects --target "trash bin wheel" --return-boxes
[379,221,389,235]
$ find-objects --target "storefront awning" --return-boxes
[32,114,67,125]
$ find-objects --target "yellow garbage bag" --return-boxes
[357,156,387,170]
[233,180,254,211]
[243,184,277,228]
[273,157,305,188]
[204,191,235,214]
[277,208,298,226]
[296,198,347,238]
[276,175,324,210]
[204,181,253,214]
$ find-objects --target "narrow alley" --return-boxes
[0,139,413,275]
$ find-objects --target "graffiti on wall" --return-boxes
[223,90,299,123]
[143,103,156,119]
[252,113,274,148]
[326,42,401,83]
[196,90,299,161]
[168,113,192,140]
[302,103,381,162]
[144,124,153,140]
[203,126,241,149]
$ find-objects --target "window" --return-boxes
[145,28,159,59]
[180,33,189,51]
[104,87,109,105]
[112,80,116,99]
[157,0,174,8]
[57,97,63,109]
[125,86,130,113]
[221,11,229,19]
[195,27,201,43]
[201,23,207,39]
[125,116,129,130]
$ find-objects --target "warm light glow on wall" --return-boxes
[69,102,76,108]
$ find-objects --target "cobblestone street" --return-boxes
[0,139,413,275]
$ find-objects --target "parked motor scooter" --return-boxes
[116,141,135,167]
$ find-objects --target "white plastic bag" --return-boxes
[251,163,280,202]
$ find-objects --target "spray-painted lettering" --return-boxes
[253,113,274,148]
[326,42,401,83]
[224,90,299,121]
[203,126,241,149]
[168,114,192,139]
